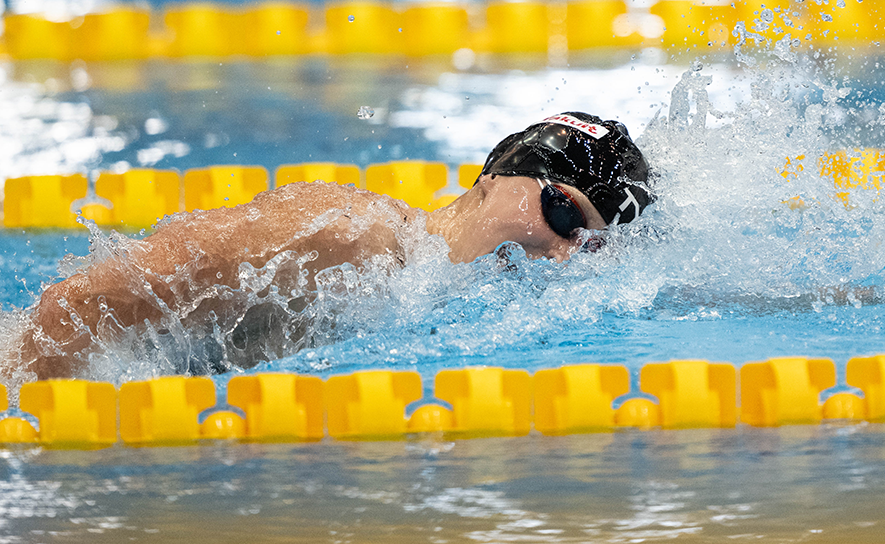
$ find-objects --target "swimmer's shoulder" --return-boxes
[266,179,371,202]
[260,180,423,223]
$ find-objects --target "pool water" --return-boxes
[3,52,885,388]
[2,5,885,540]
[2,425,884,542]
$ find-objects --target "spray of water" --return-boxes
[1,6,884,388]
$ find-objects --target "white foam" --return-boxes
[1,10,883,384]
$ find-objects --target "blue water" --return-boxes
[3,53,885,389]
[2,426,884,542]
[3,228,882,395]
[0,231,90,310]
[3,8,885,541]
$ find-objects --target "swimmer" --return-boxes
[13,112,653,380]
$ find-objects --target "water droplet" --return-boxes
[760,8,774,23]
[276,30,281,35]
[690,59,703,71]
[357,106,375,119]
[348,15,355,22]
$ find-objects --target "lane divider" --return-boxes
[228,373,324,441]
[183,166,270,212]
[3,151,882,229]
[1,0,881,61]
[1,161,471,229]
[741,357,835,426]
[535,364,628,433]
[0,355,883,448]
[365,161,448,210]
[3,174,89,229]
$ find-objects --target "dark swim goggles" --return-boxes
[536,179,586,238]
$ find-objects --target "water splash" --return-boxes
[1,7,884,386]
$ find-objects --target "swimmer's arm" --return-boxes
[20,182,418,379]
[127,182,416,285]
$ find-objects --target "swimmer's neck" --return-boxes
[425,186,483,264]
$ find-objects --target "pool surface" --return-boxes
[2,0,885,541]
[2,425,884,542]
[2,52,884,387]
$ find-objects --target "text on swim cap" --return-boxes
[543,114,610,139]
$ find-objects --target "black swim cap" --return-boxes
[480,112,653,225]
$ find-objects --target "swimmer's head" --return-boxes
[479,112,653,227]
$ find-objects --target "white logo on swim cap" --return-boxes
[618,187,640,222]
[543,114,610,139]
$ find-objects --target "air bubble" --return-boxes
[347,15,355,22]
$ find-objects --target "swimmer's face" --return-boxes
[433,174,607,263]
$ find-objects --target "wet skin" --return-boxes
[17,175,606,380]
[428,173,606,263]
